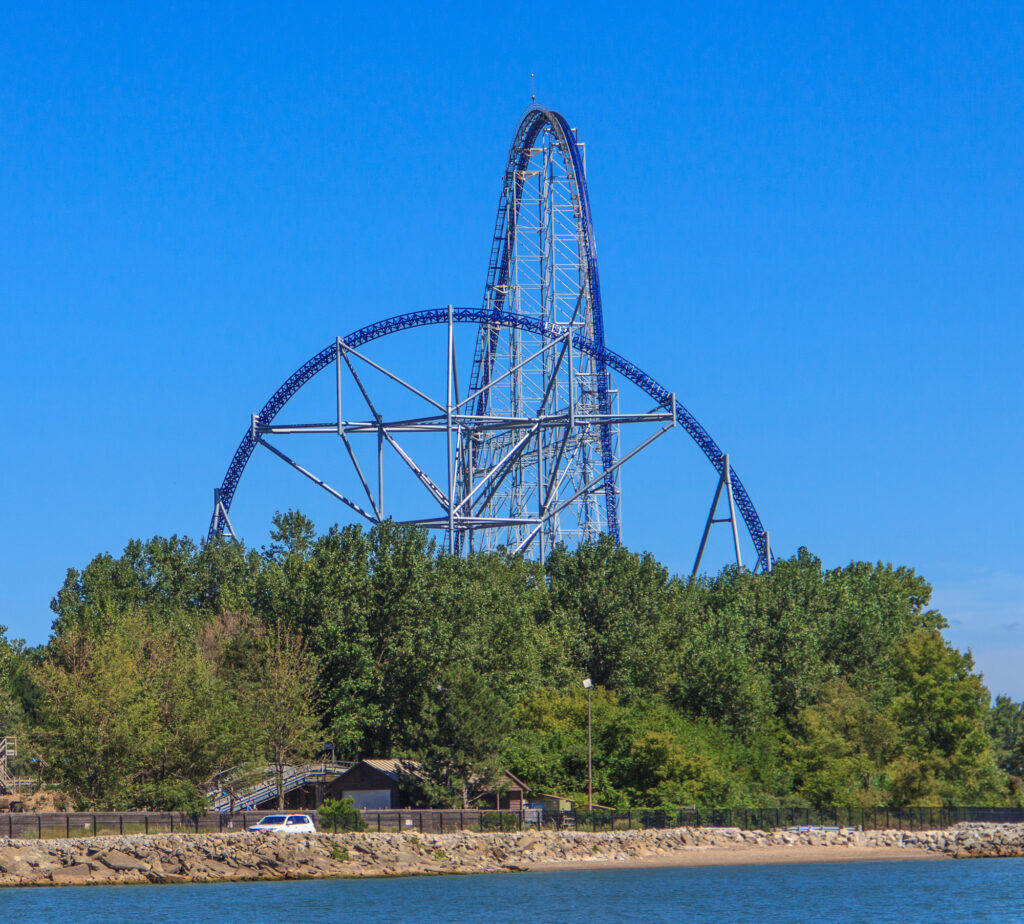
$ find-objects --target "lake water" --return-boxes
[4,859,1023,922]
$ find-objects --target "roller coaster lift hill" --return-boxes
[209,106,773,575]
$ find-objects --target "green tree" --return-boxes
[240,621,320,809]
[789,680,901,807]
[886,630,1004,805]
[987,695,1024,778]
[28,517,1016,811]
[546,537,677,702]
[418,667,513,808]
[34,623,153,808]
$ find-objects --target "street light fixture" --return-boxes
[582,678,593,811]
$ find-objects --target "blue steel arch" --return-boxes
[209,307,772,567]
[473,106,619,539]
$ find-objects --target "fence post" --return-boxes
[92,814,97,837]
[37,815,41,839]
[8,815,11,838]
[146,814,149,835]
[459,811,464,831]
[377,813,381,833]
[66,814,70,839]
[119,815,124,836]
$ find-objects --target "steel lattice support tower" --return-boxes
[459,107,619,559]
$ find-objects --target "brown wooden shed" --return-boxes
[323,759,426,810]
[471,770,531,811]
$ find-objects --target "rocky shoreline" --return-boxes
[1,823,1021,887]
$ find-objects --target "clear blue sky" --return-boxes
[2,3,1022,695]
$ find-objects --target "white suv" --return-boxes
[249,813,317,833]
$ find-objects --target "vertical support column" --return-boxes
[692,464,726,578]
[336,338,343,437]
[377,430,384,520]
[446,304,455,554]
[536,408,545,565]
[587,682,593,812]
[724,456,743,570]
[567,330,575,431]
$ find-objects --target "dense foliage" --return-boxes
[1,512,1018,810]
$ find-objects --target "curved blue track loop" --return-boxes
[473,106,619,540]
[209,308,771,568]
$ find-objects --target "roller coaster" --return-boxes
[209,106,773,574]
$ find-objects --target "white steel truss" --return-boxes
[249,308,674,559]
[461,125,619,558]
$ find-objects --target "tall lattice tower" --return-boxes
[458,107,619,559]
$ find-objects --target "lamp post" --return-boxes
[582,678,593,811]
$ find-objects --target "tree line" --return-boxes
[1,511,1021,811]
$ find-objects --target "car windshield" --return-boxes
[257,815,287,824]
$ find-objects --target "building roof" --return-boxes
[497,769,530,793]
[343,759,525,794]
[466,769,531,805]
[538,792,576,804]
[347,758,428,783]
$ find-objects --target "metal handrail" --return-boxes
[209,761,352,812]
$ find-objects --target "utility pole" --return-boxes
[583,678,593,811]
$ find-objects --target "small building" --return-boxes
[537,792,575,813]
[470,770,531,812]
[324,759,427,810]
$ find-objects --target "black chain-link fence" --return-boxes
[3,805,1023,840]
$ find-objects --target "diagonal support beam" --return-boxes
[691,452,743,578]
[341,347,449,512]
[753,530,773,574]
[211,488,237,540]
[456,329,570,413]
[454,419,544,515]
[336,338,380,518]
[338,338,445,412]
[256,436,378,524]
[512,418,676,555]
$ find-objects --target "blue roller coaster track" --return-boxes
[208,307,772,568]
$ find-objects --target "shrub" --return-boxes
[319,797,366,831]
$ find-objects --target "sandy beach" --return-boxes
[526,844,940,872]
